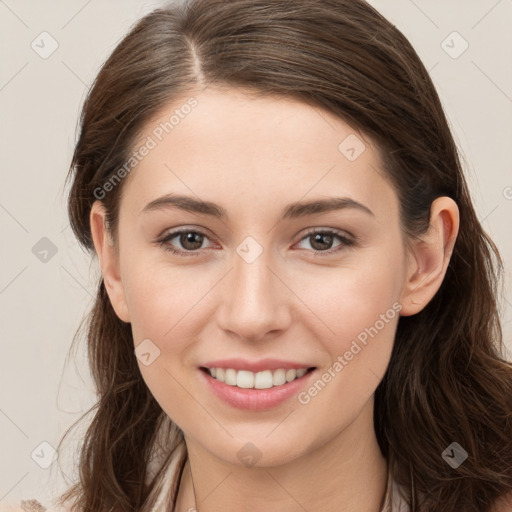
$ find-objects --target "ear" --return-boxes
[90,201,131,323]
[400,196,459,316]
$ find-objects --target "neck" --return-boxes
[175,398,388,512]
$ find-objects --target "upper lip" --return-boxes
[200,358,316,373]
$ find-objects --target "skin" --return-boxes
[90,87,459,512]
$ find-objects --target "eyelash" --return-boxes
[156,228,355,258]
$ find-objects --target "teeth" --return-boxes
[206,367,311,389]
[286,369,296,382]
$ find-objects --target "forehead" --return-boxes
[121,87,398,222]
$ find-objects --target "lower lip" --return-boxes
[199,368,316,411]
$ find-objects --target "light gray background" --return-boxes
[1,0,511,507]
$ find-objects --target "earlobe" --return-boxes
[400,197,459,316]
[89,201,131,323]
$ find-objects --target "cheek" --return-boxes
[124,263,206,347]
[295,251,403,346]
[123,263,210,427]
[290,250,403,408]
[294,272,400,419]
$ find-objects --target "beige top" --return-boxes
[10,441,410,511]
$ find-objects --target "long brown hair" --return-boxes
[58,0,512,510]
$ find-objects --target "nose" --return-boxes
[216,249,293,342]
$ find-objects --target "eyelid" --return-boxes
[156,224,215,240]
[298,226,355,243]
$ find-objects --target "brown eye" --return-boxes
[309,232,335,251]
[158,229,212,256]
[178,231,205,250]
[296,229,354,255]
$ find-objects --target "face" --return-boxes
[96,87,417,467]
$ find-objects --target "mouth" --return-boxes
[198,358,318,410]
[199,366,316,389]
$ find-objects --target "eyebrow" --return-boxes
[141,193,374,219]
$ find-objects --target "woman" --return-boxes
[7,0,512,510]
